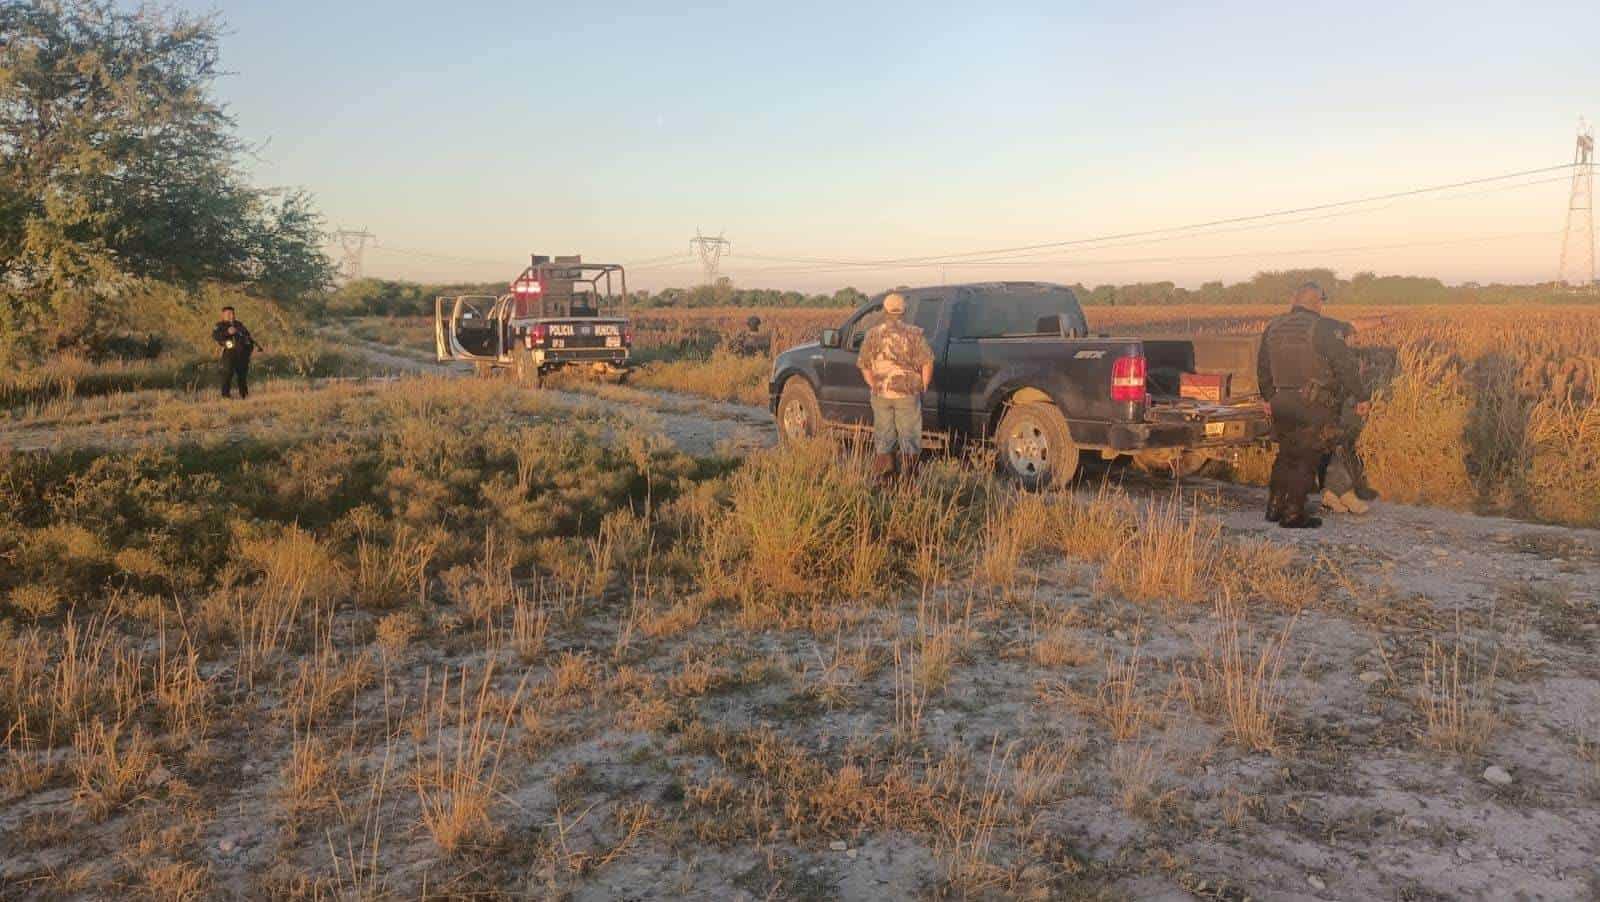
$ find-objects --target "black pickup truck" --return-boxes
[768,282,1271,487]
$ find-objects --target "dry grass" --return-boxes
[412,664,525,853]
[1204,614,1296,753]
[1416,634,1501,757]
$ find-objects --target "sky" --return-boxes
[176,1,1599,291]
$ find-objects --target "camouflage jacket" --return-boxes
[859,318,934,399]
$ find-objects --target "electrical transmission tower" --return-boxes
[690,230,731,285]
[1559,119,1595,291]
[333,228,377,283]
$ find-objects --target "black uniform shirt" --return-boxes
[1257,306,1365,403]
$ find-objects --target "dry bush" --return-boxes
[375,610,421,656]
[72,720,157,818]
[1109,742,1174,818]
[412,664,525,853]
[975,490,1053,592]
[1100,495,1221,605]
[1011,741,1081,808]
[1095,651,1160,742]
[631,350,772,405]
[347,508,441,610]
[1416,634,1500,757]
[1203,615,1296,753]
[1524,393,1600,527]
[1049,482,1136,563]
[1359,347,1475,508]
[693,440,991,610]
[281,734,337,820]
[282,641,376,729]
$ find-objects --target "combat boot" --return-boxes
[1265,486,1283,523]
[1320,489,1349,514]
[1339,491,1370,515]
[871,454,897,485]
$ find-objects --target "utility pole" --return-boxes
[689,230,731,286]
[332,228,377,283]
[1559,119,1595,291]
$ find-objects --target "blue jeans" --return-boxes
[871,395,922,455]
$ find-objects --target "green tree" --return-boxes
[0,0,334,361]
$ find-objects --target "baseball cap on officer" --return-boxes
[883,292,907,316]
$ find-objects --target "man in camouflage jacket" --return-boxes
[858,292,934,483]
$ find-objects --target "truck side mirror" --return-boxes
[820,329,841,348]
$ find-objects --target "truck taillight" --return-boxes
[1111,354,1147,403]
[528,323,548,346]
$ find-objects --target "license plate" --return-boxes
[605,336,621,348]
[1205,421,1226,437]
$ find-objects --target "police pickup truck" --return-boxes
[769,282,1271,487]
[435,255,632,386]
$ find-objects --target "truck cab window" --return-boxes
[847,305,883,352]
[912,298,943,335]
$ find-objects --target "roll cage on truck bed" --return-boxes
[434,255,634,385]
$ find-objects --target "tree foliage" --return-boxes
[0,0,333,362]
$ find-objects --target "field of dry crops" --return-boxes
[1,323,1598,899]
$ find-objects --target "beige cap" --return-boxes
[883,292,907,314]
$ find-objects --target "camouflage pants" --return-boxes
[1267,394,1339,522]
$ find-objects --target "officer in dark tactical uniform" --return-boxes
[1257,283,1368,528]
[729,315,771,357]
[212,306,260,399]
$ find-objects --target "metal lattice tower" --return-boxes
[1559,120,1595,290]
[690,230,731,285]
[333,228,377,283]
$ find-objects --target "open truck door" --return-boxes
[434,295,510,363]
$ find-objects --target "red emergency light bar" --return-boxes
[512,278,542,296]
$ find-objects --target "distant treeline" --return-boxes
[327,268,1595,317]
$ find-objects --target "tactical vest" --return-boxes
[1263,309,1333,393]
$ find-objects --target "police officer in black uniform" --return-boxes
[212,306,260,399]
[1257,283,1368,528]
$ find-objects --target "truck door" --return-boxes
[817,302,882,425]
[434,296,504,362]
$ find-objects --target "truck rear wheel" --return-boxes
[995,401,1079,489]
[777,378,822,444]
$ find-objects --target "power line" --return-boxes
[690,230,731,285]
[331,228,376,281]
[728,161,1577,274]
[1559,119,1596,289]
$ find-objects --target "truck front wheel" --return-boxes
[777,378,821,444]
[995,402,1079,489]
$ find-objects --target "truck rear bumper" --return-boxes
[534,348,631,368]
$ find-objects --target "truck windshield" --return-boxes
[951,288,1086,339]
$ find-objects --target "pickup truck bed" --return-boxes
[769,282,1271,486]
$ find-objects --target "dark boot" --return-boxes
[1265,485,1283,522]
[899,453,919,481]
[1279,515,1323,529]
[871,454,897,485]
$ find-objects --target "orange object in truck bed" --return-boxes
[1179,372,1231,402]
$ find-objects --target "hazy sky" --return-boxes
[181,1,1598,291]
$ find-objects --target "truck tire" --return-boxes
[512,348,539,388]
[995,401,1079,490]
[777,378,822,444]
